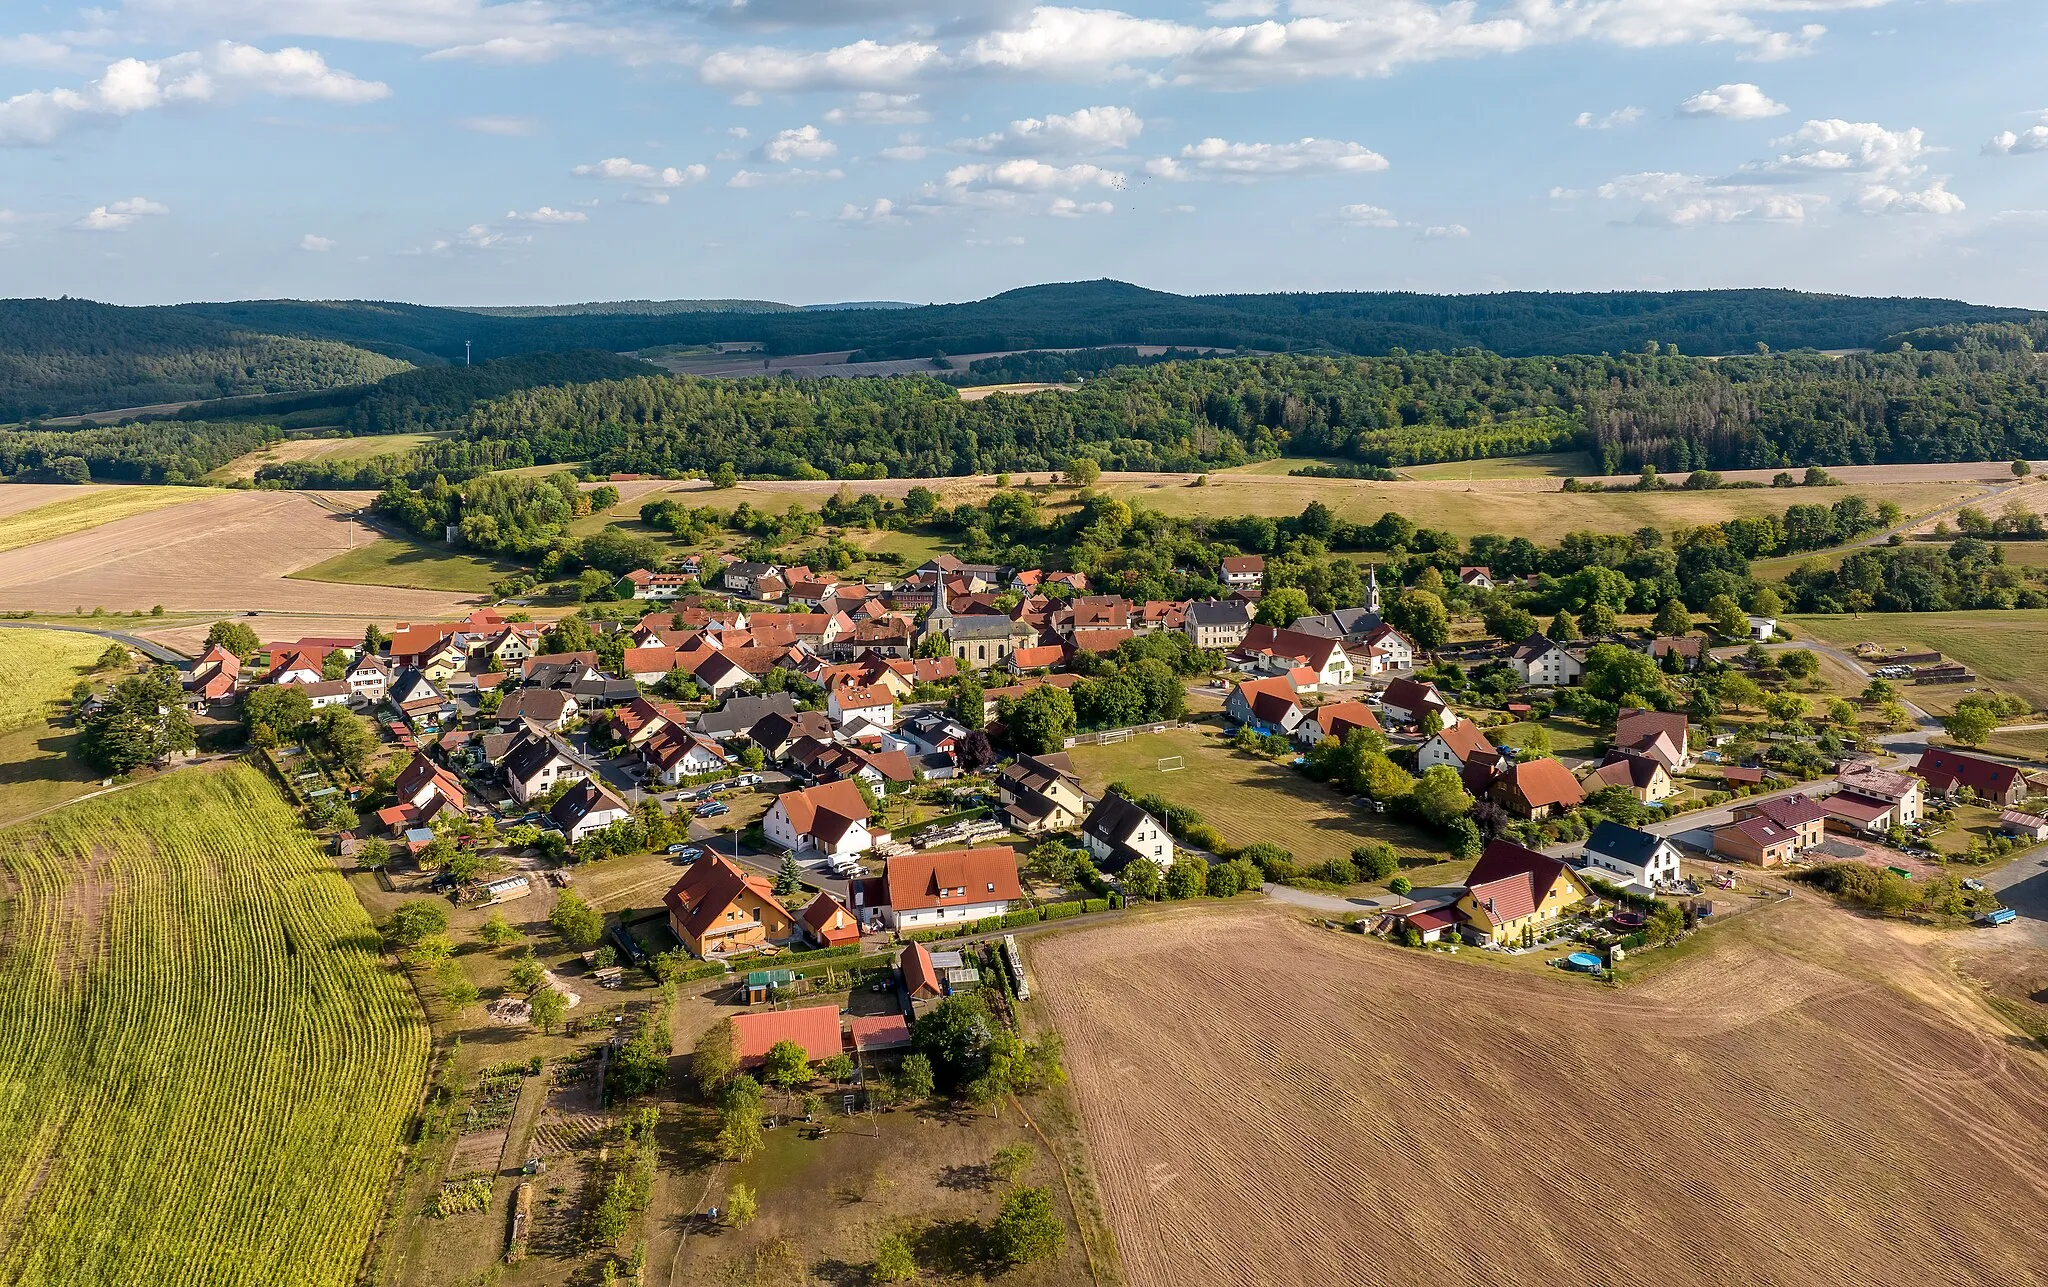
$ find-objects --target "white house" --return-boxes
[1746,615,1778,641]
[550,779,632,843]
[851,846,1024,930]
[827,683,897,730]
[503,733,590,804]
[1582,821,1683,889]
[1377,678,1456,729]
[346,655,393,703]
[642,729,731,786]
[301,679,353,710]
[1080,792,1174,874]
[1417,720,1496,773]
[1507,634,1583,687]
[764,779,873,859]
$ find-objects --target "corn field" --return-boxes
[0,766,430,1285]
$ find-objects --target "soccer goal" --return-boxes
[1157,756,1185,772]
[1100,728,1134,745]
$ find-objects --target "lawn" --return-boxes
[1789,610,2048,712]
[0,486,220,554]
[0,766,429,1284]
[1488,716,1604,758]
[1066,723,1451,865]
[0,723,102,827]
[0,626,110,733]
[289,534,528,593]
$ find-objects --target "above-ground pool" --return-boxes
[1566,951,1604,972]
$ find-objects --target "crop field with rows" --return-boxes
[0,766,430,1285]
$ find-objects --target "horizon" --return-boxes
[2,2,2046,307]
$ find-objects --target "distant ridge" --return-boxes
[456,298,800,317]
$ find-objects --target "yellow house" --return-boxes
[664,854,796,957]
[1582,752,1674,803]
[420,642,466,685]
[1453,839,1591,948]
[486,628,536,666]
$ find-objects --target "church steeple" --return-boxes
[1366,565,1382,615]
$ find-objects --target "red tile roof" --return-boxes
[883,846,1022,913]
[1428,719,1494,763]
[800,891,861,947]
[1748,793,1827,829]
[775,779,871,844]
[901,941,942,999]
[1499,757,1584,811]
[1311,700,1382,738]
[732,1005,843,1067]
[1915,748,2024,799]
[664,854,785,943]
[849,1014,912,1052]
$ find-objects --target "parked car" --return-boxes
[1962,878,1985,891]
[695,801,730,818]
[669,845,703,862]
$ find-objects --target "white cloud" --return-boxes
[838,198,905,223]
[879,144,929,160]
[1153,136,1388,180]
[1597,171,1824,225]
[1677,83,1786,120]
[1575,106,1643,130]
[939,158,1124,192]
[1338,203,1400,227]
[1985,113,2048,156]
[1048,197,1114,217]
[506,206,587,223]
[700,39,942,93]
[299,232,333,251]
[74,197,169,232]
[823,93,929,125]
[0,43,387,146]
[620,191,671,205]
[1420,223,1470,239]
[728,167,844,187]
[1743,23,1827,62]
[758,124,837,163]
[1857,180,1965,216]
[456,222,529,249]
[1746,119,1931,181]
[958,105,1144,155]
[572,157,708,189]
[457,114,538,136]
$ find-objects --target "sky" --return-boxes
[3,0,2047,308]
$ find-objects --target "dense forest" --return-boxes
[0,299,408,421]
[414,323,2048,478]
[0,419,281,483]
[178,349,659,436]
[171,282,2028,365]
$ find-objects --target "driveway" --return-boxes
[1980,847,2048,949]
[1260,882,1413,914]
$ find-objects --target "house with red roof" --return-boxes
[852,846,1023,931]
[1220,555,1265,589]
[1914,748,2028,806]
[799,890,861,949]
[764,779,873,859]
[827,682,897,730]
[1712,815,1800,867]
[1224,675,1305,735]
[1377,677,1454,730]
[1418,719,1495,773]
[1582,751,1674,803]
[1294,699,1383,749]
[731,1005,843,1068]
[900,941,943,1001]
[1452,839,1589,947]
[1732,793,1827,851]
[850,1014,913,1056]
[1236,625,1355,688]
[665,854,796,957]
[1614,708,1691,771]
[183,644,240,704]
[1490,757,1585,820]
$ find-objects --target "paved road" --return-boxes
[1260,883,1412,914]
[1981,846,2048,949]
[0,619,190,665]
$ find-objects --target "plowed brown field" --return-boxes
[1034,901,2048,1287]
[0,490,480,621]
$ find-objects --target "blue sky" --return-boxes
[3,0,2047,308]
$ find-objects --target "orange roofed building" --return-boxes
[664,854,796,958]
[851,846,1023,932]
[731,1005,843,1068]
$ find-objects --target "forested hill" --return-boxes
[170,282,2030,366]
[0,298,409,421]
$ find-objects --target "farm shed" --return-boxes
[732,1005,844,1068]
[850,1014,912,1055]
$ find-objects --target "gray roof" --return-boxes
[1186,599,1253,627]
[1291,607,1382,640]
[1082,791,1156,849]
[726,561,775,578]
[1586,820,1669,866]
[550,779,628,831]
[948,614,1025,640]
[695,692,799,738]
[502,731,574,785]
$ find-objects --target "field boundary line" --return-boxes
[1009,1092,1115,1287]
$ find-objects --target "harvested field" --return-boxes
[1034,901,2048,1287]
[206,432,447,482]
[0,627,109,734]
[0,485,219,553]
[956,382,1078,400]
[0,490,482,620]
